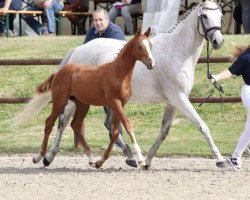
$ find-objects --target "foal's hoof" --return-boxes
[141,164,150,170]
[43,157,51,167]
[125,159,138,168]
[95,161,102,169]
[216,160,229,168]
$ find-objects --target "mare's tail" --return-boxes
[14,74,55,125]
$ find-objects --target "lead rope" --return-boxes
[198,41,224,108]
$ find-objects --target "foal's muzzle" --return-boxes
[144,58,156,70]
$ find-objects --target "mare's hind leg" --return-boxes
[43,100,76,166]
[144,104,177,169]
[70,100,94,166]
[33,99,68,164]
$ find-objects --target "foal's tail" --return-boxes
[14,74,55,125]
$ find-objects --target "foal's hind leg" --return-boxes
[33,100,68,164]
[44,100,76,166]
[70,100,94,166]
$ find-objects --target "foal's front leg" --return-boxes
[112,101,146,167]
[95,113,120,168]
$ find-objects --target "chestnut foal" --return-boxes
[15,27,156,168]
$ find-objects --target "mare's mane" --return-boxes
[165,3,200,34]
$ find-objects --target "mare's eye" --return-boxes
[203,14,208,19]
[138,45,143,49]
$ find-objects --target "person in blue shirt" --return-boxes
[210,45,250,170]
[81,8,137,167]
[0,0,22,36]
[84,8,124,43]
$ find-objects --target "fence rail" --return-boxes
[1,56,241,104]
[0,56,234,66]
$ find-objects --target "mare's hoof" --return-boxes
[125,159,138,168]
[141,164,150,170]
[43,157,51,167]
[32,158,36,164]
[216,160,229,168]
[32,157,38,164]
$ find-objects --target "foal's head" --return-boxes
[131,27,156,70]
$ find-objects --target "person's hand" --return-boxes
[0,7,9,15]
[43,0,51,8]
[209,74,219,83]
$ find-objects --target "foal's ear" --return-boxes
[144,27,151,37]
[135,27,142,37]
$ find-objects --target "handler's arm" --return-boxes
[212,69,233,82]
[1,0,12,15]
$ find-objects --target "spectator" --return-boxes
[210,44,250,170]
[0,0,22,36]
[23,0,64,36]
[63,0,89,34]
[109,0,142,35]
[84,8,125,43]
[233,0,250,33]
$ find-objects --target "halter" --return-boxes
[197,4,224,108]
[197,5,222,41]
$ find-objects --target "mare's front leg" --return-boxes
[112,101,146,167]
[43,100,76,166]
[33,101,67,164]
[153,93,227,168]
[144,104,177,169]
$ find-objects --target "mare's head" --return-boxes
[131,27,156,70]
[198,0,223,49]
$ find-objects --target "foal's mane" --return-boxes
[114,34,141,60]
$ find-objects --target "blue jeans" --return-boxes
[0,0,22,33]
[23,1,63,34]
[240,0,250,33]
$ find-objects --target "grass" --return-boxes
[0,35,250,158]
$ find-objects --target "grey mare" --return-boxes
[44,0,228,169]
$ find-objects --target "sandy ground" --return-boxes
[0,155,250,200]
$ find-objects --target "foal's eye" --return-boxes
[138,45,143,50]
[203,14,208,19]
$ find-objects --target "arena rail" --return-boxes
[0,56,241,104]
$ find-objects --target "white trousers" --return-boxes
[234,84,250,157]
